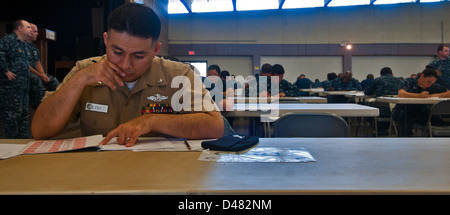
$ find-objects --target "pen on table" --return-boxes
[184,140,191,150]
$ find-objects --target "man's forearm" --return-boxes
[31,74,87,139]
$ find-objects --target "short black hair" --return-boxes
[327,72,337,81]
[220,70,230,79]
[260,63,272,74]
[208,65,221,74]
[107,3,161,41]
[271,64,285,75]
[421,68,438,79]
[380,67,393,76]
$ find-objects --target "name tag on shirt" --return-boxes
[85,102,108,113]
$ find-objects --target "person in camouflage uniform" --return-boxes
[270,64,301,97]
[0,20,32,138]
[364,67,401,97]
[393,68,450,136]
[328,71,361,103]
[329,71,362,91]
[364,67,402,117]
[428,44,450,90]
[26,23,60,109]
[245,63,273,97]
[295,74,312,96]
[321,72,337,91]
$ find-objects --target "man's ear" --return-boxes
[153,42,162,55]
[103,32,108,46]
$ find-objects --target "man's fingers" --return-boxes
[105,60,126,77]
[126,136,139,147]
[99,129,119,145]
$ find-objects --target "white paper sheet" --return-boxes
[0,144,27,159]
[101,137,176,151]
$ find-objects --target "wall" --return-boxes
[168,2,450,82]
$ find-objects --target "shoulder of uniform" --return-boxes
[154,57,191,76]
[75,55,104,69]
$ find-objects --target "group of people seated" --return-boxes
[203,59,450,137]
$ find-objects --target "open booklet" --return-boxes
[19,135,206,155]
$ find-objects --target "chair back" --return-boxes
[428,100,450,137]
[429,100,450,116]
[273,112,350,137]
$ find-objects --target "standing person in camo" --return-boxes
[26,23,60,109]
[0,20,32,138]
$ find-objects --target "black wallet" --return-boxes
[201,134,259,152]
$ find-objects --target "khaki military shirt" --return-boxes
[45,55,218,136]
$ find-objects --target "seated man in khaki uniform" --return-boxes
[31,3,224,146]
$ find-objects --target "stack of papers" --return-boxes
[0,135,205,160]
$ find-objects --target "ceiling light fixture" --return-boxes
[341,41,352,50]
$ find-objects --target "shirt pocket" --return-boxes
[80,109,117,136]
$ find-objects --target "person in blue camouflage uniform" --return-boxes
[364,67,402,118]
[393,68,450,136]
[295,74,312,96]
[328,71,361,103]
[322,72,337,91]
[330,71,362,91]
[0,20,32,138]
[26,23,60,109]
[245,63,273,97]
[271,64,301,97]
[364,67,401,97]
[360,74,374,90]
[428,44,450,90]
[311,79,322,88]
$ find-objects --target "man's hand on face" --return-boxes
[79,59,126,90]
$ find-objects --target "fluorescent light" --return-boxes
[373,0,415,5]
[168,0,189,14]
[420,0,445,2]
[192,0,234,13]
[327,0,371,7]
[236,0,278,11]
[282,0,324,9]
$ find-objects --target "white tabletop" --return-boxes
[377,96,450,104]
[300,88,324,92]
[223,103,379,118]
[231,96,327,103]
[323,91,360,95]
[2,137,450,194]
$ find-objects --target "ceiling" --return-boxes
[168,0,447,14]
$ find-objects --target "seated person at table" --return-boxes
[364,67,401,97]
[311,79,322,88]
[328,71,361,103]
[270,64,301,97]
[329,71,362,91]
[202,64,234,111]
[393,68,450,136]
[295,74,312,96]
[364,67,402,116]
[322,72,337,91]
[360,74,374,90]
[31,3,224,146]
[245,63,273,97]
